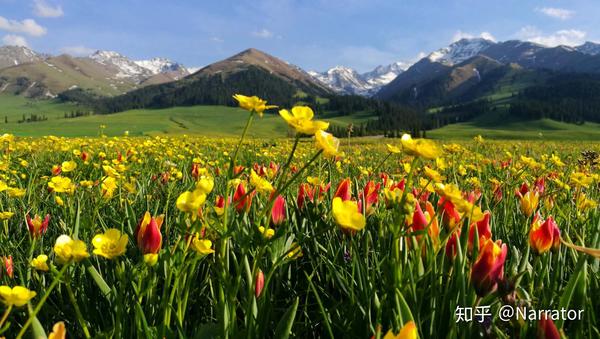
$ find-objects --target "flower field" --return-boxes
[0,95,598,338]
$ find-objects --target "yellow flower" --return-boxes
[101,176,118,199]
[315,130,340,157]
[332,197,366,232]
[386,144,401,154]
[400,134,441,159]
[0,286,36,307]
[383,321,418,339]
[103,165,120,178]
[80,180,94,188]
[250,169,274,193]
[31,254,49,271]
[55,195,64,206]
[258,226,275,239]
[0,211,14,220]
[519,191,539,217]
[7,187,26,198]
[61,161,77,172]
[53,235,90,264]
[190,235,215,256]
[92,229,129,259]
[143,253,159,266]
[48,321,66,339]
[232,94,277,117]
[48,176,75,194]
[176,189,207,218]
[195,176,214,194]
[279,106,329,135]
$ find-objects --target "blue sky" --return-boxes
[1,0,599,72]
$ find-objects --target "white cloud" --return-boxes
[517,26,586,46]
[536,7,574,20]
[60,45,95,56]
[0,16,46,36]
[252,28,274,39]
[33,0,64,18]
[210,37,224,43]
[452,30,496,42]
[2,34,29,47]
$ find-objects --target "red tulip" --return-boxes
[471,238,507,296]
[360,181,380,214]
[271,195,286,226]
[438,197,461,230]
[529,214,560,254]
[410,201,428,232]
[3,256,13,279]
[468,211,492,253]
[255,269,265,298]
[334,178,352,201]
[446,229,461,259]
[80,151,89,162]
[191,163,200,179]
[135,212,164,254]
[233,182,252,213]
[297,183,314,210]
[26,213,50,238]
[537,314,560,339]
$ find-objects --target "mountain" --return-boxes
[427,38,496,65]
[309,61,407,96]
[0,46,191,98]
[93,48,333,113]
[0,46,45,69]
[575,41,600,56]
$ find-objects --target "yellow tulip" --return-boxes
[0,286,36,307]
[92,229,129,259]
[332,197,366,233]
[279,106,329,135]
[383,320,418,339]
[53,235,90,264]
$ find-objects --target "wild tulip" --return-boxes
[26,213,50,238]
[233,182,253,213]
[446,229,461,259]
[3,256,13,279]
[270,195,286,226]
[470,238,507,297]
[297,183,314,210]
[360,181,380,215]
[517,191,539,217]
[214,195,225,216]
[382,320,417,339]
[537,314,560,339]
[468,211,492,253]
[438,197,461,230]
[255,269,265,298]
[334,178,352,201]
[529,214,561,254]
[135,212,164,254]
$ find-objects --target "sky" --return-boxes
[1,0,599,72]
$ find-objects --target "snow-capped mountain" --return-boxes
[89,51,190,82]
[427,38,496,66]
[309,62,407,96]
[363,62,409,88]
[575,41,600,56]
[134,57,188,75]
[0,45,45,69]
[90,50,153,80]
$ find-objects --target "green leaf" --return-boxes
[556,256,586,328]
[274,297,299,339]
[86,263,112,299]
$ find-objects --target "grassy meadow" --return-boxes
[0,95,597,338]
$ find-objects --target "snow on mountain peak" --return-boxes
[89,50,189,80]
[134,57,187,74]
[310,61,408,96]
[427,38,495,65]
[575,41,600,56]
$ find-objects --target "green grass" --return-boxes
[0,95,377,137]
[428,112,600,140]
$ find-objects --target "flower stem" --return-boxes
[17,264,69,339]
[0,305,12,329]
